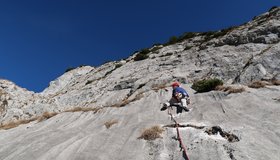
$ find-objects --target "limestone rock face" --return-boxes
[218,7,280,46]
[0,7,280,160]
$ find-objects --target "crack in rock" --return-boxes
[223,145,237,160]
[272,97,280,102]
[205,126,240,143]
[163,124,205,129]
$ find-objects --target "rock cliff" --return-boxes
[0,7,279,160]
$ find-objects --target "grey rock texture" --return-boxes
[0,85,279,160]
[0,7,280,160]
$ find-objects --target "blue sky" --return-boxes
[0,1,278,92]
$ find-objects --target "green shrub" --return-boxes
[115,63,123,69]
[134,48,150,61]
[200,28,236,42]
[216,26,237,37]
[202,31,215,41]
[180,32,196,40]
[200,31,215,36]
[163,32,199,46]
[134,53,149,61]
[191,78,223,93]
[212,31,226,38]
[140,48,150,54]
[150,46,163,53]
[168,36,179,44]
[269,6,278,12]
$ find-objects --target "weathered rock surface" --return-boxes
[0,7,280,160]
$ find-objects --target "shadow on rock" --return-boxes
[205,126,240,143]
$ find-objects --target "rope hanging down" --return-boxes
[167,107,190,160]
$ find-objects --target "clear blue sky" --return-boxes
[0,1,278,92]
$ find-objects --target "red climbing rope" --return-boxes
[168,107,190,160]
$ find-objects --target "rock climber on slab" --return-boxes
[161,82,190,112]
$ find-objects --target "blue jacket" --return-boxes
[172,87,189,99]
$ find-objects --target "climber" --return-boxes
[161,82,190,112]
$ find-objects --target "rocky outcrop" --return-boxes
[1,6,280,125]
[211,7,280,46]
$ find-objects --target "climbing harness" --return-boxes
[167,107,190,160]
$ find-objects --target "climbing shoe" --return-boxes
[182,106,189,112]
[160,106,167,111]
[161,102,169,111]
